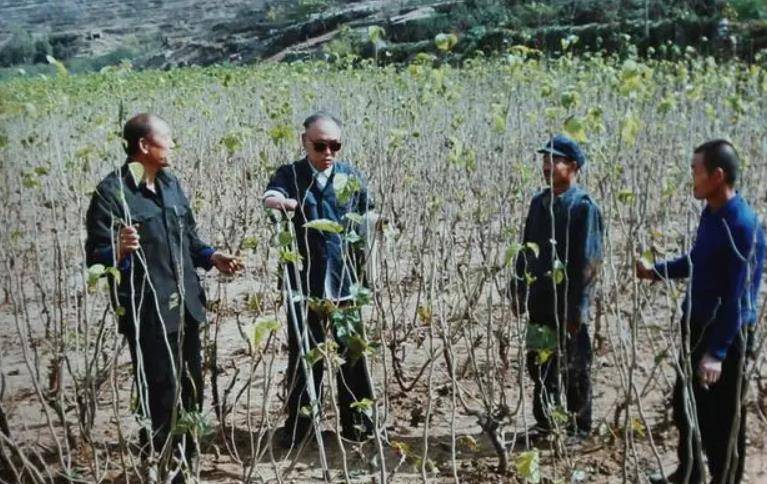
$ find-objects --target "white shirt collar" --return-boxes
[308,161,333,179]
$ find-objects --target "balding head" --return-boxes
[123,113,167,156]
[302,111,343,172]
[303,111,342,131]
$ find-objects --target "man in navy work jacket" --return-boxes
[512,134,604,438]
[638,140,764,484]
[263,112,376,448]
[85,113,240,478]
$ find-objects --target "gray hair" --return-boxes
[303,111,342,130]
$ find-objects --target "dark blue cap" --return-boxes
[537,134,586,168]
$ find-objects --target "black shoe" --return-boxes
[563,428,589,447]
[526,423,552,436]
[648,469,683,484]
[273,425,311,449]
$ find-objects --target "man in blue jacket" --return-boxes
[263,112,376,448]
[512,134,604,437]
[639,140,764,484]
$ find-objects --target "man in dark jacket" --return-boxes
[512,134,604,437]
[639,140,765,484]
[263,112,376,447]
[85,113,240,476]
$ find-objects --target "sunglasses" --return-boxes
[310,139,342,153]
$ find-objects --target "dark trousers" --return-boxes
[672,338,747,484]
[284,302,373,439]
[126,320,204,459]
[527,324,592,433]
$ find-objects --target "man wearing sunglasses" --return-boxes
[263,112,376,448]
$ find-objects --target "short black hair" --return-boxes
[303,111,342,130]
[123,113,162,156]
[694,139,739,186]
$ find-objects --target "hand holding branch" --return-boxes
[117,225,140,260]
[211,252,243,274]
[635,259,658,281]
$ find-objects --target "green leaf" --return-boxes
[251,317,280,348]
[631,417,646,437]
[106,266,121,285]
[368,25,386,43]
[350,397,375,416]
[563,115,587,142]
[303,219,344,233]
[344,230,362,244]
[242,236,259,252]
[350,284,371,306]
[127,162,145,186]
[391,440,411,457]
[279,248,303,264]
[268,123,293,145]
[277,230,293,247]
[504,242,523,267]
[526,324,557,351]
[417,305,432,325]
[620,114,640,147]
[219,132,243,155]
[560,90,580,110]
[516,449,540,483]
[550,406,569,425]
[305,347,324,366]
[536,348,554,364]
[525,242,540,259]
[310,297,336,317]
[344,212,364,225]
[87,264,105,287]
[552,259,566,285]
[346,334,370,365]
[434,33,458,52]
[333,173,361,204]
[617,190,636,204]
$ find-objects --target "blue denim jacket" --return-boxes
[514,185,604,327]
[266,158,373,300]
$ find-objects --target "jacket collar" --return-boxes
[542,185,583,206]
[706,192,742,218]
[121,158,172,191]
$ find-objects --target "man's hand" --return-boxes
[697,352,722,389]
[264,196,298,212]
[635,259,658,281]
[211,252,243,274]
[117,225,140,260]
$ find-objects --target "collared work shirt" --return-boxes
[85,162,214,335]
[514,185,604,327]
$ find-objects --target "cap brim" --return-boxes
[536,147,569,158]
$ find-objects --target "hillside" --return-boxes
[0,0,766,73]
